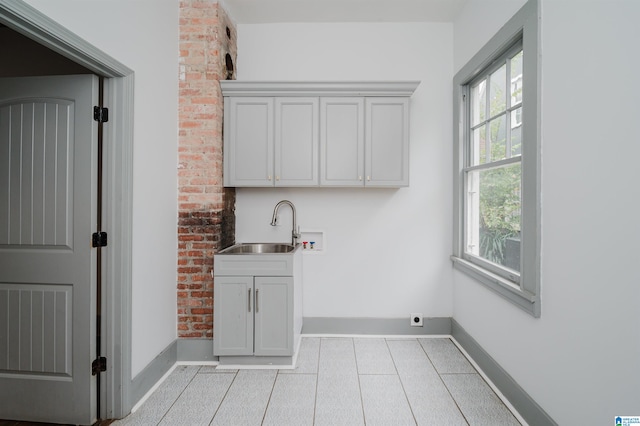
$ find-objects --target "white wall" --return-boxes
[453,0,640,424]
[24,0,180,377]
[236,23,454,319]
[453,0,526,72]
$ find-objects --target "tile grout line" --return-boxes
[128,363,179,414]
[351,338,367,426]
[311,338,321,426]
[418,337,471,426]
[384,337,419,426]
[156,366,201,426]
[208,369,238,425]
[448,337,527,426]
[260,369,279,425]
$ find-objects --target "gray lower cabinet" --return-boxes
[254,276,294,355]
[213,275,293,357]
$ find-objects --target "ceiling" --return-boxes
[221,0,468,23]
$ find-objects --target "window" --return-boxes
[452,0,540,317]
[466,43,523,282]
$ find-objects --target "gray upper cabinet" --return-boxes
[365,97,410,187]
[320,97,365,186]
[275,98,319,186]
[223,97,274,187]
[223,96,318,187]
[221,81,419,188]
[320,97,410,187]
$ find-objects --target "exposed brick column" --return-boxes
[178,0,236,339]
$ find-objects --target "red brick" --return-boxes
[178,1,236,340]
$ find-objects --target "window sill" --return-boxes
[451,256,539,317]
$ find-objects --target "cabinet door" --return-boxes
[254,276,293,356]
[213,276,254,356]
[275,98,319,186]
[224,97,274,187]
[365,98,410,187]
[320,97,365,186]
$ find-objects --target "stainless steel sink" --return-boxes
[218,243,297,254]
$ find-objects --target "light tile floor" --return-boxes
[114,337,522,426]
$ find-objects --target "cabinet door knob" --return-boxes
[276,176,280,181]
[367,176,371,181]
[268,175,272,181]
[359,176,362,181]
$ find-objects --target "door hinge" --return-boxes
[93,106,109,123]
[92,231,108,247]
[92,356,107,375]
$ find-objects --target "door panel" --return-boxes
[275,97,319,186]
[254,276,293,356]
[213,276,254,356]
[0,284,72,375]
[365,98,409,186]
[224,97,274,186]
[0,99,73,246]
[0,75,98,425]
[320,97,364,186]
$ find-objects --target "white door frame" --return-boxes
[0,0,134,419]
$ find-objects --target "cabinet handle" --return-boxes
[359,175,363,181]
[367,176,371,181]
[255,289,259,313]
[248,288,252,312]
[276,176,280,181]
[268,175,272,181]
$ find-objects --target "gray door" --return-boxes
[0,75,98,424]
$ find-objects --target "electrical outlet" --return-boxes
[410,313,423,327]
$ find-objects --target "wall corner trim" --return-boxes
[451,319,557,426]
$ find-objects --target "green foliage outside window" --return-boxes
[479,164,521,268]
[478,113,521,268]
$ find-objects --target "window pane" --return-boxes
[511,50,523,106]
[489,64,506,116]
[466,162,521,272]
[472,125,486,165]
[489,114,506,162]
[511,108,522,156]
[471,79,486,126]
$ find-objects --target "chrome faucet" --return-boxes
[270,200,300,246]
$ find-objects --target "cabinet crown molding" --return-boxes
[220,81,420,97]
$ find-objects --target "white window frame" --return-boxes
[452,0,541,317]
